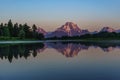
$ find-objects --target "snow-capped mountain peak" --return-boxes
[100,27,115,33]
[45,22,90,38]
[57,22,81,32]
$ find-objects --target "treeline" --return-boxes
[46,32,120,40]
[0,20,44,40]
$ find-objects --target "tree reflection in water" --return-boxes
[0,42,120,62]
[0,43,45,62]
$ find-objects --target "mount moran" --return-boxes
[36,22,120,38]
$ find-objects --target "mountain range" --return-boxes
[36,22,120,38]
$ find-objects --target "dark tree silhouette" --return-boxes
[0,20,45,40]
[32,24,37,38]
[0,23,4,36]
[18,27,25,39]
[3,24,10,37]
[13,23,19,37]
[8,19,14,36]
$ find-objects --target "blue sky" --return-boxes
[0,0,120,31]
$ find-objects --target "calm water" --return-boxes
[0,42,120,80]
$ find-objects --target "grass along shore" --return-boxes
[0,36,120,44]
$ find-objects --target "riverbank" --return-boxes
[0,40,44,44]
[45,39,120,43]
[0,39,120,44]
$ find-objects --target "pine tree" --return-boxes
[8,19,13,37]
[0,23,4,36]
[32,24,37,38]
[3,24,10,37]
[13,23,19,37]
[23,23,31,38]
[36,33,44,40]
[18,28,25,39]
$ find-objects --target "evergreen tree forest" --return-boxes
[0,20,44,40]
[46,32,120,40]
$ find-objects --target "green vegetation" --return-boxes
[46,32,120,41]
[0,37,39,41]
[0,20,44,41]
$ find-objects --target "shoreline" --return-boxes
[0,40,120,44]
[45,40,120,44]
[0,40,44,44]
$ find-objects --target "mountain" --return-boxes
[46,22,88,38]
[36,27,47,35]
[115,29,120,33]
[81,29,90,35]
[100,27,115,33]
[90,31,99,34]
[42,23,120,38]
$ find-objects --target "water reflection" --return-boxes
[0,42,120,62]
[46,42,120,57]
[0,43,45,62]
[46,42,89,57]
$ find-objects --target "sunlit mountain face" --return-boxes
[36,27,47,35]
[100,27,115,33]
[0,42,120,62]
[45,22,89,38]
[37,22,120,38]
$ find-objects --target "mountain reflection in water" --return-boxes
[0,42,120,62]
